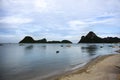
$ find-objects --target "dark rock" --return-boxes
[61,40,72,43]
[19,36,35,43]
[19,36,47,43]
[19,36,72,43]
[47,41,61,43]
[61,45,63,47]
[47,40,72,43]
[56,51,59,53]
[79,31,103,43]
[35,38,47,43]
[103,37,120,43]
[78,31,120,43]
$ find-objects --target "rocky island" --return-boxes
[19,31,120,43]
[19,36,72,43]
[78,31,120,43]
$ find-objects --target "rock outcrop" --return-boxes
[19,32,120,43]
[19,36,72,43]
[78,31,120,43]
[47,41,61,43]
[19,36,35,43]
[35,38,47,43]
[19,36,47,43]
[61,40,72,43]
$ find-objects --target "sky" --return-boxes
[0,0,120,43]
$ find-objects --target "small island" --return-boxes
[19,36,72,43]
[19,31,120,43]
[78,31,120,43]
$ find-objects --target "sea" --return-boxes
[0,43,119,80]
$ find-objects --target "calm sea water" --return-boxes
[0,43,119,80]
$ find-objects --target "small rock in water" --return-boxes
[56,51,59,53]
[61,45,63,47]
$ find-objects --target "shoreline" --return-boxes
[52,51,120,80]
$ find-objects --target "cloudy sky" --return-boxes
[0,0,120,43]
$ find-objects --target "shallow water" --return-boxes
[0,43,119,80]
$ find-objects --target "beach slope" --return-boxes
[59,54,120,80]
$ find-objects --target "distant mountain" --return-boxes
[19,36,35,43]
[78,31,120,43]
[19,32,120,43]
[19,36,72,43]
[19,36,47,43]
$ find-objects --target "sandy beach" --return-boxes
[56,50,120,80]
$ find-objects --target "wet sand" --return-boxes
[56,51,120,80]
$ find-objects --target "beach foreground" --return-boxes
[57,53,120,80]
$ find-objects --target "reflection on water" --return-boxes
[25,45,33,49]
[81,45,98,56]
[0,43,119,80]
[0,44,3,46]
